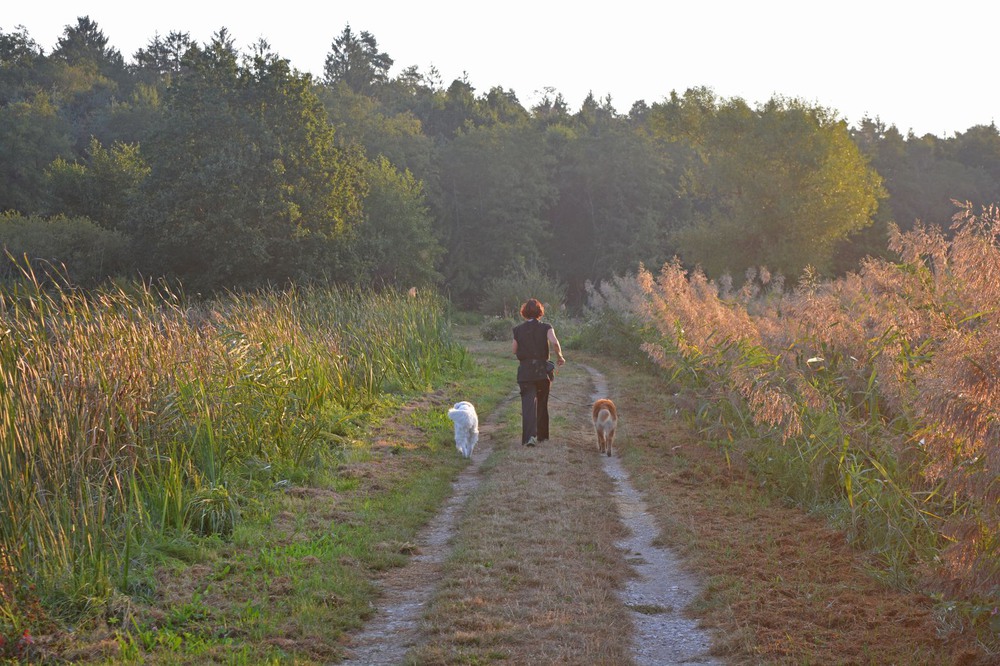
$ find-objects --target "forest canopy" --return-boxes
[2,18,999,305]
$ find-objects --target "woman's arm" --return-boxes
[547,328,566,365]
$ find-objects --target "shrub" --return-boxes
[481,316,517,341]
[0,211,129,284]
[479,263,565,317]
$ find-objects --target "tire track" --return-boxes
[339,389,518,665]
[582,363,721,665]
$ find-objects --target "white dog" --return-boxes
[447,401,479,458]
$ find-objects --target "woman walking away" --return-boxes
[512,298,565,446]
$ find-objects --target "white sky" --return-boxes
[5,0,997,137]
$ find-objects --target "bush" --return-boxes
[0,212,129,284]
[481,316,517,341]
[479,263,566,317]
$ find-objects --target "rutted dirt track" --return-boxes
[339,386,519,665]
[585,364,719,666]
[342,334,719,665]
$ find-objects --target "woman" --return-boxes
[512,298,565,446]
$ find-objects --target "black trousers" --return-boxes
[519,378,551,444]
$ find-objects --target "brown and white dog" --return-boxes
[592,398,618,457]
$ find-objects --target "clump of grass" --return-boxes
[0,260,469,643]
[184,485,239,537]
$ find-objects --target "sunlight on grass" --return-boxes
[0,261,472,659]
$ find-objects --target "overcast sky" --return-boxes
[6,0,997,137]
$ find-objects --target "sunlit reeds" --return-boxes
[584,202,1000,622]
[0,264,466,630]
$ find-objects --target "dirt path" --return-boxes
[584,364,720,666]
[339,388,519,665]
[342,333,720,664]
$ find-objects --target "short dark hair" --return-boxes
[520,298,544,319]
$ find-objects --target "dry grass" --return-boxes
[582,205,1000,627]
[408,357,634,664]
[585,349,991,665]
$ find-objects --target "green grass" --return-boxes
[0,265,485,661]
[108,328,513,664]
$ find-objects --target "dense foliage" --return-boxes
[3,17,998,304]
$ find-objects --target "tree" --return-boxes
[543,113,683,306]
[43,17,137,154]
[130,33,366,290]
[0,25,45,104]
[323,25,393,95]
[530,89,571,126]
[851,118,999,238]
[432,122,556,305]
[332,156,442,287]
[0,92,73,213]
[132,31,196,86]
[423,77,479,138]
[948,123,1000,184]
[481,86,529,126]
[653,93,885,279]
[50,16,128,89]
[319,83,433,178]
[45,137,149,229]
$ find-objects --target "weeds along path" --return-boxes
[339,384,519,665]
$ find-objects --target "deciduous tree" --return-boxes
[654,93,884,279]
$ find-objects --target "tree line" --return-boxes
[2,17,998,307]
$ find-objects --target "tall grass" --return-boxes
[0,264,467,637]
[582,203,1000,632]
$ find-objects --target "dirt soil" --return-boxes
[338,332,714,664]
[338,333,993,665]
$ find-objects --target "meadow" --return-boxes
[0,263,474,660]
[5,201,1000,660]
[582,202,1000,641]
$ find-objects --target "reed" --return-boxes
[0,263,467,639]
[583,203,1000,634]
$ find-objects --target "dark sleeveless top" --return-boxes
[513,319,551,382]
